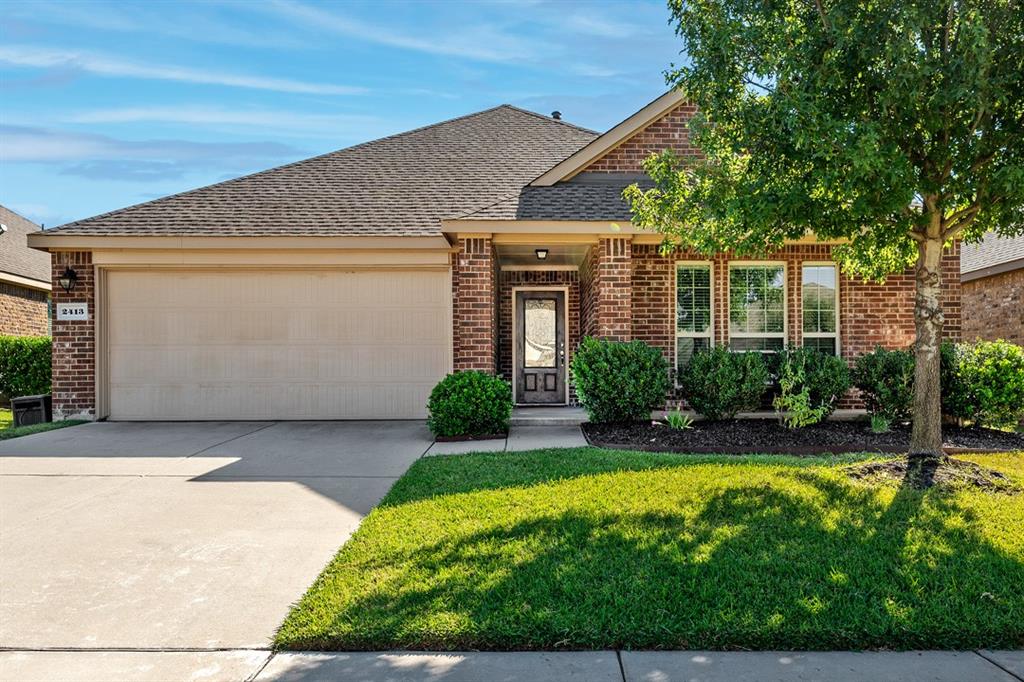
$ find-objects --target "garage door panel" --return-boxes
[106,269,450,420]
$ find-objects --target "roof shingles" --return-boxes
[0,205,50,283]
[45,105,596,237]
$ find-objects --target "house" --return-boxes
[28,91,961,421]
[1,205,51,337]
[961,233,1024,345]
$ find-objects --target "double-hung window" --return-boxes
[675,263,713,372]
[802,264,839,355]
[728,264,786,352]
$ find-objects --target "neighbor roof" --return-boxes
[961,232,1024,279]
[0,205,50,285]
[44,106,597,238]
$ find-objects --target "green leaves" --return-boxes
[0,335,51,399]
[570,337,670,423]
[629,0,1024,264]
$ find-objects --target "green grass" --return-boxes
[276,448,1024,651]
[0,408,86,440]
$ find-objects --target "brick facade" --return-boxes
[962,268,1024,345]
[50,251,95,419]
[582,103,701,174]
[0,282,48,337]
[594,237,633,340]
[452,236,498,373]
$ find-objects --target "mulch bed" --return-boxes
[582,419,1024,455]
[845,456,1019,492]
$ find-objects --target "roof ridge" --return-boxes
[447,189,524,221]
[498,104,600,135]
[44,104,546,233]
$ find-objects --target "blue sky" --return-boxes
[1,0,682,227]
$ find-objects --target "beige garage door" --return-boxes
[105,269,450,420]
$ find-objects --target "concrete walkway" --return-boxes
[425,423,588,455]
[3,649,1020,681]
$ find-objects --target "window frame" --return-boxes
[801,261,841,356]
[727,261,788,352]
[674,260,715,378]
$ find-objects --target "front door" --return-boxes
[515,290,566,404]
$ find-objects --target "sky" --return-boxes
[0,0,683,228]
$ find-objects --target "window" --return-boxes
[729,264,785,352]
[675,263,713,372]
[802,264,839,355]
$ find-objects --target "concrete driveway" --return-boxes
[0,420,431,676]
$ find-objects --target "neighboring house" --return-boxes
[28,92,961,421]
[960,233,1024,345]
[0,205,51,337]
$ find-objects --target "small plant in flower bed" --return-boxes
[664,410,695,430]
[871,415,891,434]
[679,347,768,420]
[426,371,512,438]
[773,348,851,429]
[570,337,670,423]
[942,340,1024,429]
[853,346,915,424]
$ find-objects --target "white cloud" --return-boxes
[0,45,366,95]
[64,106,381,132]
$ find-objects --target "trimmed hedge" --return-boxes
[942,340,1024,429]
[853,346,916,423]
[571,337,670,423]
[427,371,513,438]
[680,347,768,420]
[0,335,51,399]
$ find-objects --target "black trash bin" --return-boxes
[11,394,52,427]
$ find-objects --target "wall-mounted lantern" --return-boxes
[535,248,549,261]
[57,266,78,294]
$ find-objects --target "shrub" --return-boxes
[679,347,768,420]
[853,346,915,423]
[871,414,891,434]
[570,337,670,423]
[772,348,851,428]
[426,371,512,438]
[941,340,1024,429]
[0,335,51,399]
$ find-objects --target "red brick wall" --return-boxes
[50,251,95,419]
[583,103,701,174]
[579,245,598,339]
[453,236,497,373]
[498,270,581,401]
[629,242,962,409]
[0,282,48,337]
[962,268,1024,345]
[595,237,632,340]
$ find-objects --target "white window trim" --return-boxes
[727,261,787,351]
[674,261,715,377]
[801,261,841,356]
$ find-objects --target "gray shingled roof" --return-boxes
[459,177,653,222]
[961,232,1024,275]
[0,205,50,283]
[45,105,597,237]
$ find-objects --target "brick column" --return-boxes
[453,236,497,373]
[50,251,96,420]
[594,237,632,340]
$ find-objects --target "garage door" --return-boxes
[105,269,450,420]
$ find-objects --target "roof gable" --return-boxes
[530,91,696,186]
[43,105,597,238]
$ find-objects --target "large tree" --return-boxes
[627,0,1024,457]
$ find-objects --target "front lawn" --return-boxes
[276,448,1024,651]
[0,408,87,441]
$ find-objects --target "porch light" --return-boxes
[57,266,78,293]
[535,248,549,261]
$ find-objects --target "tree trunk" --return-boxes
[909,230,945,458]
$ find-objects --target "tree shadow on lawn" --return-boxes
[280,455,1024,652]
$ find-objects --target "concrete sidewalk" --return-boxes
[425,424,588,455]
[3,649,1021,681]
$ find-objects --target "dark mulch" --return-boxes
[583,419,1024,455]
[845,456,1020,492]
